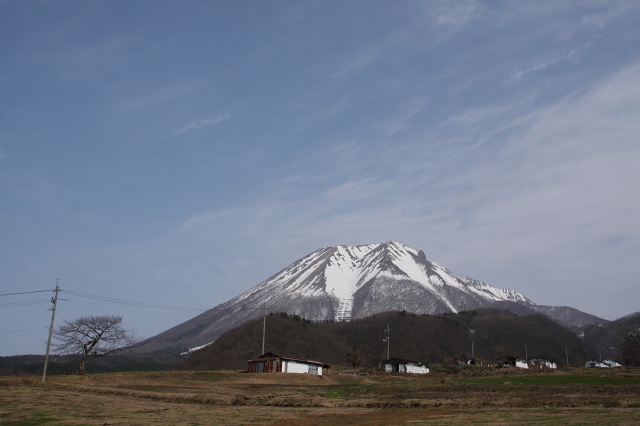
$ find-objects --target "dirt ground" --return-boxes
[1,368,639,425]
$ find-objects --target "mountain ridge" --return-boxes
[137,241,606,354]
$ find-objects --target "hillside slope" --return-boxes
[181,309,589,370]
[581,312,640,361]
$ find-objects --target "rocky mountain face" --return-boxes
[138,241,606,354]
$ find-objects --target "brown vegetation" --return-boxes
[1,368,639,425]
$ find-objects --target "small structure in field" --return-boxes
[384,357,429,374]
[528,357,557,369]
[498,356,529,369]
[587,359,621,368]
[455,354,476,366]
[247,352,329,375]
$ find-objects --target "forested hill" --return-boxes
[580,312,640,361]
[181,309,589,370]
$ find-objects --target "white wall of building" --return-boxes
[405,364,429,374]
[282,360,323,375]
[385,363,429,374]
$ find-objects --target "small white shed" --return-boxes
[248,352,329,375]
[499,356,529,369]
[528,358,557,369]
[384,357,429,374]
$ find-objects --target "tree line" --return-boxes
[180,309,592,370]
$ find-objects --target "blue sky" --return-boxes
[1,1,639,356]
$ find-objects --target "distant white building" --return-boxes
[602,359,621,368]
[384,357,429,374]
[585,360,607,368]
[499,356,529,369]
[455,354,476,365]
[528,358,557,369]
[247,352,329,375]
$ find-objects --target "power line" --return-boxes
[0,299,51,309]
[0,309,50,332]
[0,289,54,297]
[0,327,48,334]
[0,285,301,314]
[62,289,210,312]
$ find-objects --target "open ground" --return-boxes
[1,367,639,425]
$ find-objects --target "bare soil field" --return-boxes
[1,368,639,425]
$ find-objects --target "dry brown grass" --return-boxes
[1,369,639,425]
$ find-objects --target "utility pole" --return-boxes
[565,347,569,367]
[42,280,59,383]
[384,324,391,360]
[620,348,623,366]
[470,329,475,359]
[525,343,528,361]
[261,305,266,355]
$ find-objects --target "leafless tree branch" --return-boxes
[52,315,138,374]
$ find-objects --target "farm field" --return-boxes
[1,368,639,425]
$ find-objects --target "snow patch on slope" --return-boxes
[461,277,531,303]
[325,244,380,321]
[230,241,530,323]
[383,242,459,313]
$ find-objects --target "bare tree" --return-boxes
[345,345,362,368]
[621,334,640,366]
[52,315,137,375]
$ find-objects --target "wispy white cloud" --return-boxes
[441,104,514,126]
[425,0,481,29]
[511,44,591,82]
[172,113,230,137]
[120,82,201,110]
[376,97,429,135]
[579,1,637,30]
[331,46,380,79]
[156,62,640,318]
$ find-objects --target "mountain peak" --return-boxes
[241,241,533,321]
[137,242,600,354]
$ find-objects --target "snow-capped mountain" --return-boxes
[138,241,603,354]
